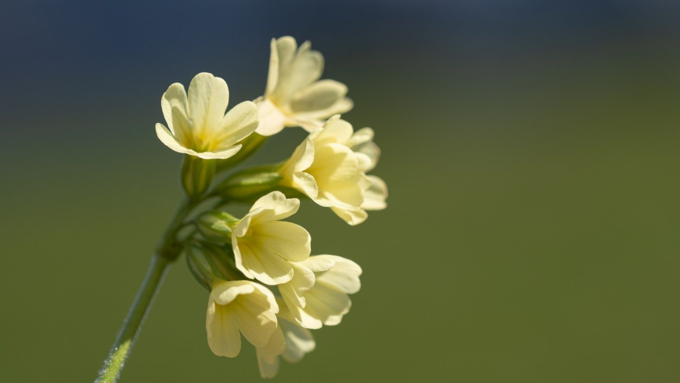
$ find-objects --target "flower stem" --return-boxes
[94,254,170,383]
[95,198,197,383]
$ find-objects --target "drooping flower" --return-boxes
[256,36,353,136]
[206,280,279,358]
[156,72,259,159]
[232,191,311,285]
[256,298,316,378]
[280,255,362,329]
[279,116,388,225]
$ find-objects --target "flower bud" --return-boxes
[181,155,216,198]
[196,211,239,242]
[217,165,283,202]
[186,242,240,291]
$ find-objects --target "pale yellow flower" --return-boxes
[255,36,353,136]
[280,255,362,329]
[279,116,388,225]
[232,191,311,285]
[257,298,316,379]
[156,72,259,159]
[206,280,279,358]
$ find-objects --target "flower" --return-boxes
[232,191,311,285]
[279,116,388,225]
[156,72,259,159]
[256,298,316,379]
[206,280,279,358]
[279,255,362,329]
[255,36,353,136]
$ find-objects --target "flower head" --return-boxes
[156,72,259,159]
[232,191,311,285]
[256,36,353,136]
[280,116,388,225]
[280,255,362,329]
[206,280,279,358]
[256,298,316,379]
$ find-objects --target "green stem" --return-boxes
[95,198,196,383]
[94,254,170,383]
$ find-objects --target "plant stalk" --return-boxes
[95,198,196,383]
[94,254,170,383]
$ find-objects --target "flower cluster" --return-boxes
[155,37,387,378]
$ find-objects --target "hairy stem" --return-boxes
[95,198,196,383]
[94,254,170,383]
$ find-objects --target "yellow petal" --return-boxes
[193,145,242,160]
[160,83,189,139]
[280,319,315,363]
[249,191,301,223]
[187,72,229,138]
[280,263,315,309]
[290,80,348,113]
[236,241,294,285]
[231,292,278,347]
[330,206,368,226]
[255,221,311,262]
[206,301,241,357]
[362,175,388,211]
[314,255,362,294]
[155,123,193,155]
[213,101,258,149]
[256,98,287,136]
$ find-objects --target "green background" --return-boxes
[2,1,680,382]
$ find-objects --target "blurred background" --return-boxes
[2,0,680,382]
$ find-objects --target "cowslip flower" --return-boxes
[156,72,259,159]
[257,298,316,379]
[232,191,311,285]
[279,255,362,329]
[206,280,279,358]
[255,36,353,136]
[279,116,388,225]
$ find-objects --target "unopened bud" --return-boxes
[217,165,283,202]
[196,211,239,242]
[186,242,239,290]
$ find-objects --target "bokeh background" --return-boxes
[2,0,680,382]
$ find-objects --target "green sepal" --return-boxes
[181,155,216,199]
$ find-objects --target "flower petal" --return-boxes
[188,72,229,136]
[249,191,300,223]
[256,327,285,378]
[211,280,256,305]
[312,117,354,146]
[290,80,348,113]
[155,123,193,155]
[255,221,311,262]
[193,145,242,160]
[314,255,362,294]
[161,83,189,137]
[280,319,315,363]
[271,40,324,103]
[279,263,315,309]
[294,97,354,124]
[214,101,258,148]
[206,302,241,357]
[231,290,278,347]
[300,256,336,273]
[362,175,388,211]
[237,241,294,285]
[330,206,368,226]
[304,282,352,326]
[292,172,319,200]
[256,98,287,136]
